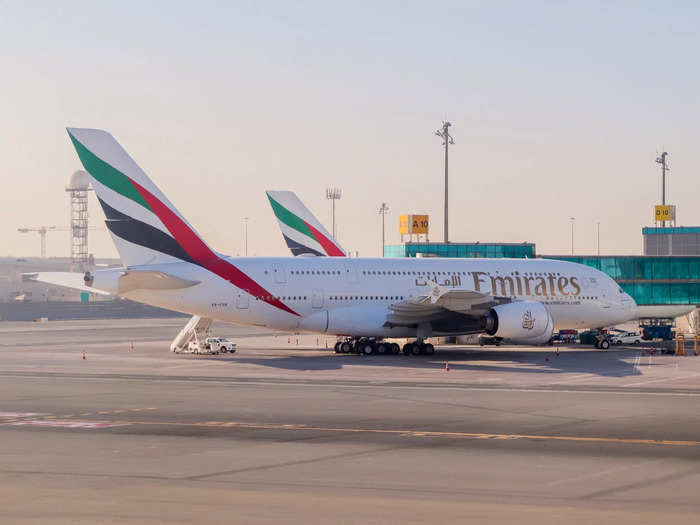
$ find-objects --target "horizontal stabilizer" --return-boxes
[117,270,200,293]
[23,272,112,296]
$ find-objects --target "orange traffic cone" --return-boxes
[444,362,450,372]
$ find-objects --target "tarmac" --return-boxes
[1,318,700,524]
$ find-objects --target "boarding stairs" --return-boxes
[170,315,213,353]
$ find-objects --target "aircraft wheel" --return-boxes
[424,343,435,355]
[411,344,422,356]
[402,343,413,355]
[334,342,341,353]
[361,343,374,355]
[340,342,353,353]
[600,339,610,350]
[376,343,388,354]
[391,343,400,354]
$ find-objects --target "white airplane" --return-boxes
[32,128,642,354]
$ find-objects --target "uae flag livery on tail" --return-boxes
[66,128,297,316]
[266,191,345,257]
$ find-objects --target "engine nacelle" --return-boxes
[83,269,123,295]
[484,301,553,342]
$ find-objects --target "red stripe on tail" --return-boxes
[304,221,345,257]
[129,179,298,316]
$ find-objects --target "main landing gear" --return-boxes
[332,338,435,356]
[402,340,435,356]
[333,337,401,356]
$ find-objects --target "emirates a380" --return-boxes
[34,128,640,354]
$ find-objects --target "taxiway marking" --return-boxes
[13,416,694,447]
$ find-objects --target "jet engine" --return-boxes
[483,301,553,343]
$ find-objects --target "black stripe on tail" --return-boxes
[282,234,324,257]
[98,198,195,264]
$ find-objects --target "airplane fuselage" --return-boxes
[120,257,637,338]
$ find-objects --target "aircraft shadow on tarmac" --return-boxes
[200,347,660,377]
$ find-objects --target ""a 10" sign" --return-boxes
[654,205,676,222]
[399,214,429,235]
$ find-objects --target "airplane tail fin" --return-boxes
[67,128,215,267]
[266,191,346,257]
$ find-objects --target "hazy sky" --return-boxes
[1,1,699,259]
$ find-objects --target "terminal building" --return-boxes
[385,214,700,322]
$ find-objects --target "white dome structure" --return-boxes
[67,170,90,190]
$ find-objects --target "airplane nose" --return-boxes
[622,293,637,316]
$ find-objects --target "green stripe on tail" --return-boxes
[68,130,152,212]
[266,194,314,239]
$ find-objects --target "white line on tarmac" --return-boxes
[623,373,700,387]
[545,458,666,486]
[546,374,597,385]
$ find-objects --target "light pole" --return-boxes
[243,217,249,256]
[326,187,342,239]
[378,202,389,257]
[655,152,669,227]
[596,221,600,256]
[435,121,454,244]
[569,217,575,255]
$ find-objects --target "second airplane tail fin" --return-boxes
[266,191,346,257]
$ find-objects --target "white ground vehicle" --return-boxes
[611,331,642,345]
[185,336,237,354]
[205,337,237,353]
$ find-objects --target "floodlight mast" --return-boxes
[378,202,389,257]
[655,152,669,227]
[326,187,342,239]
[435,121,454,243]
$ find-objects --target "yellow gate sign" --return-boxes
[654,205,675,222]
[399,215,429,235]
[411,215,429,234]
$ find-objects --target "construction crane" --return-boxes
[17,226,67,258]
[17,225,102,258]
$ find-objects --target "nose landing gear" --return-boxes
[594,334,611,350]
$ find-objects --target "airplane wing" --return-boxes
[22,272,113,296]
[385,279,510,331]
[25,269,200,296]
